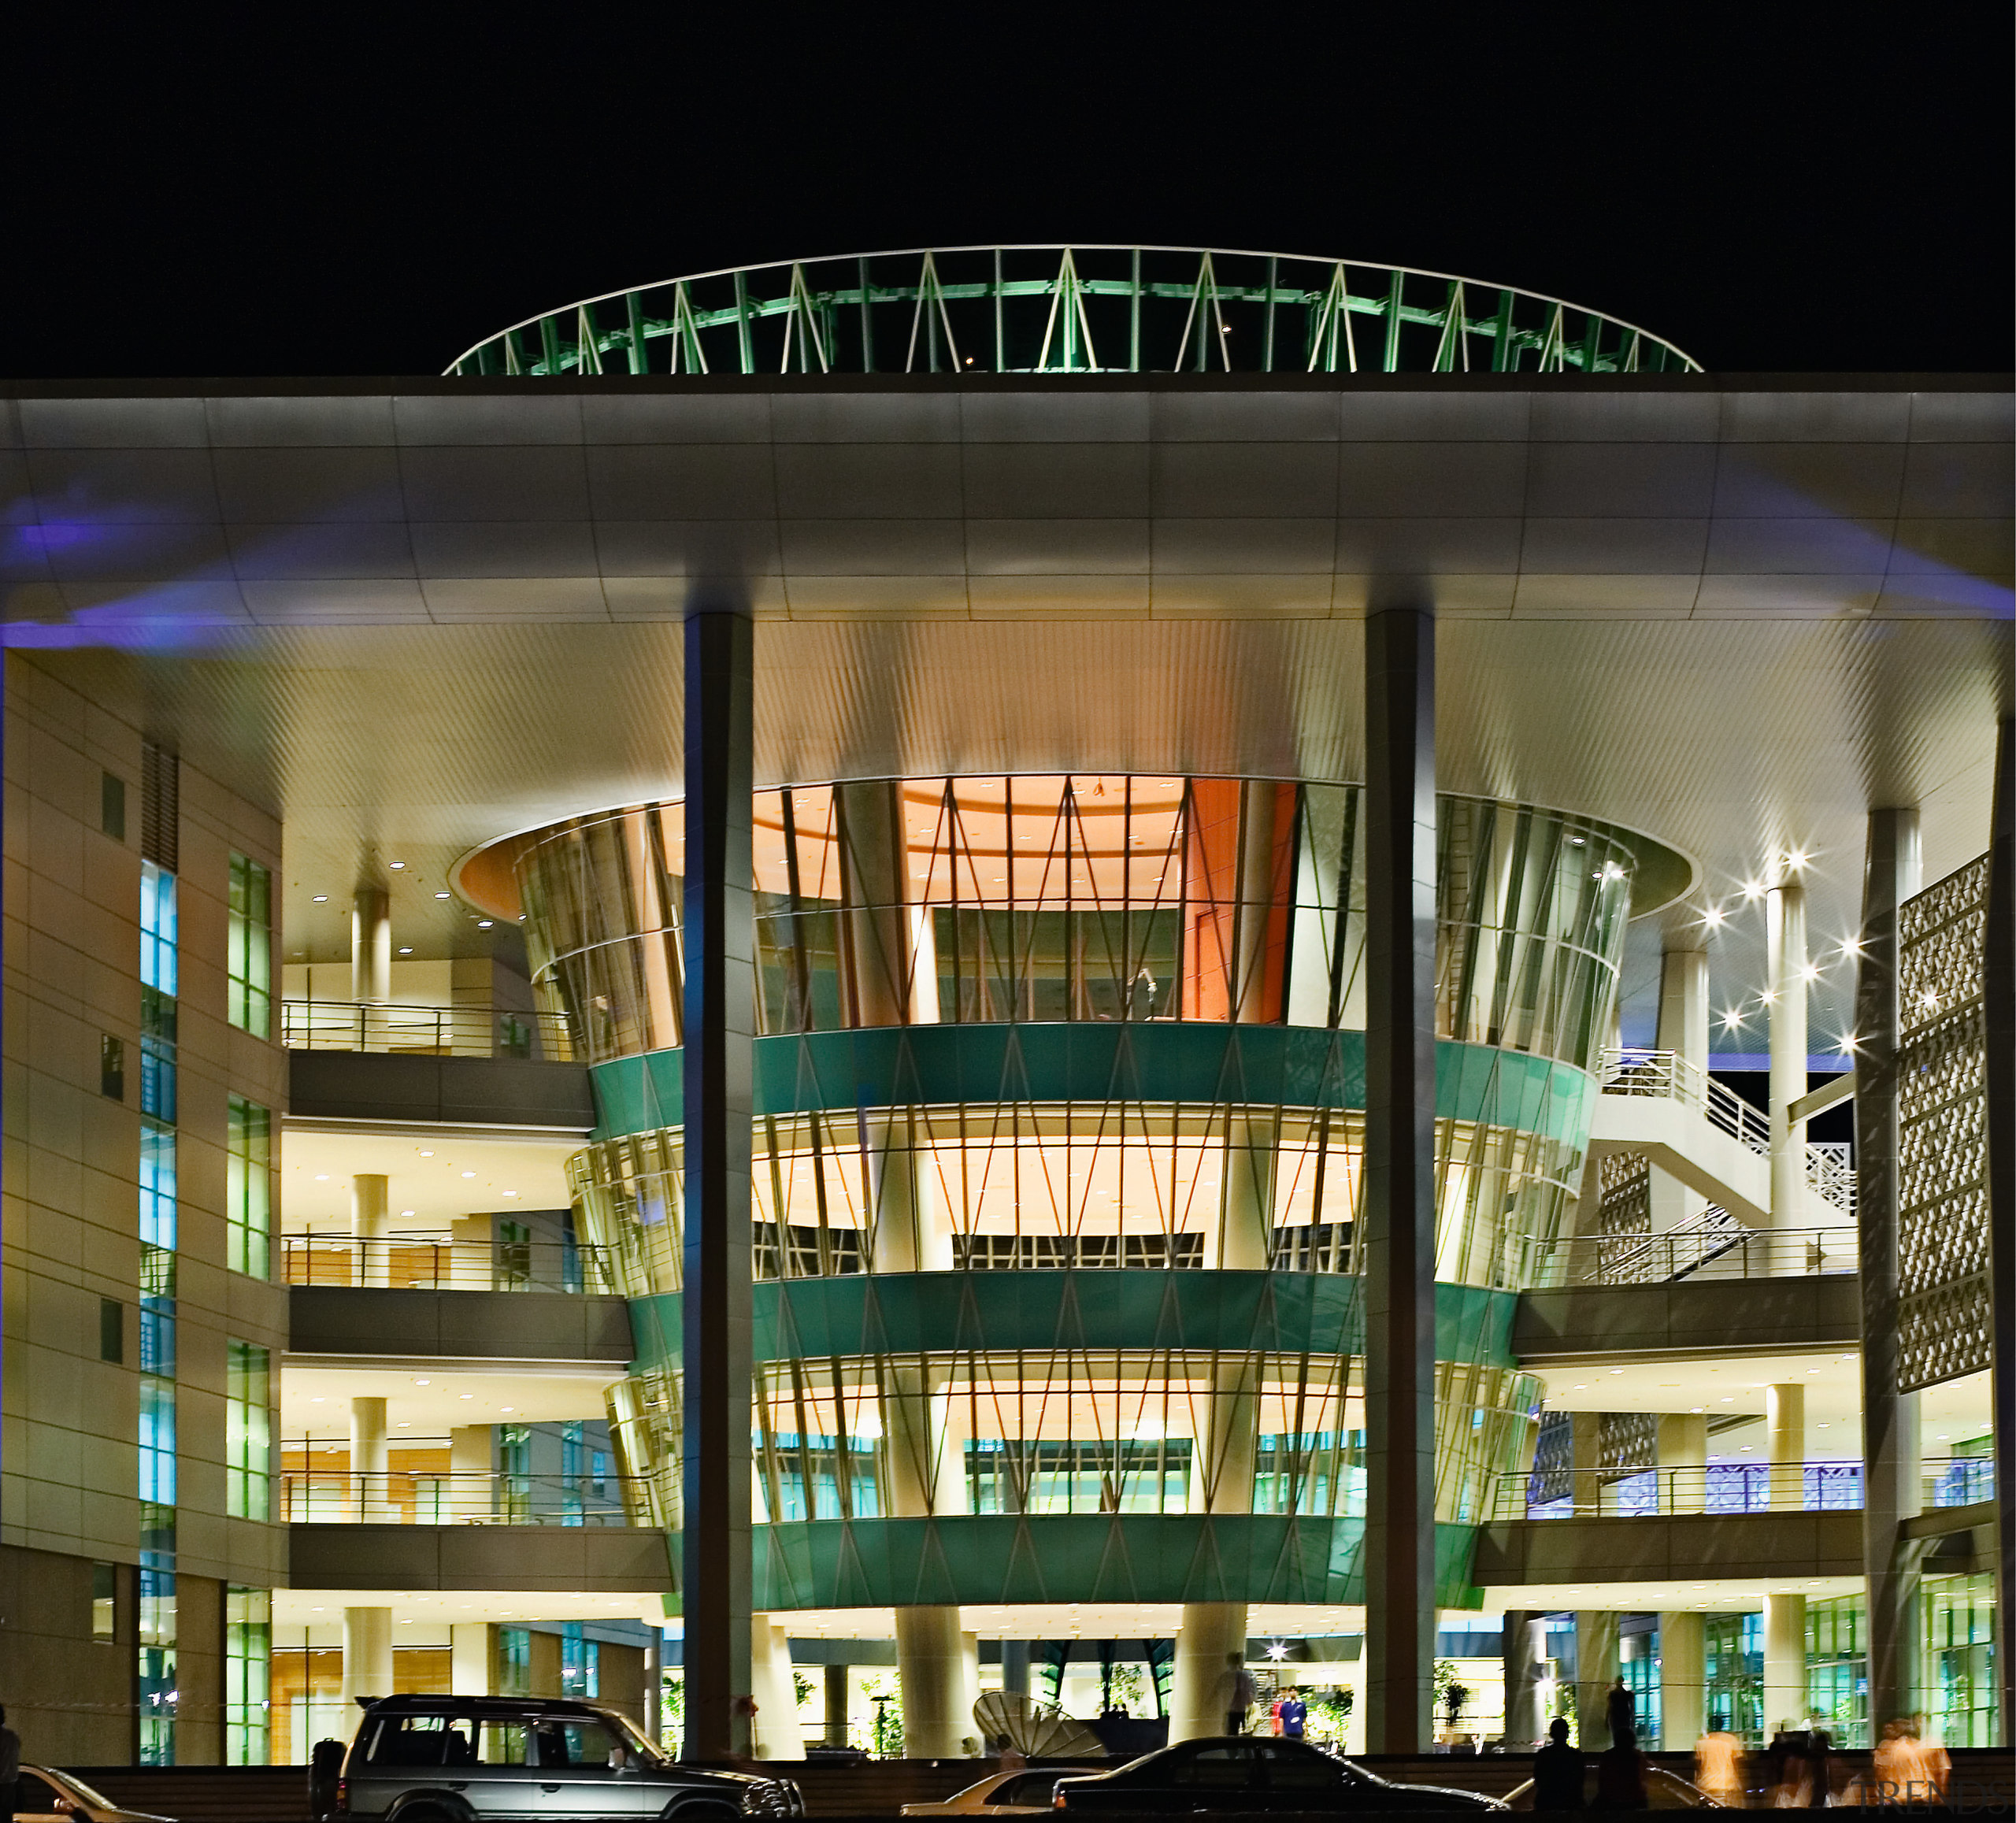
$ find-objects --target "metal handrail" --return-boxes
[1598,1048,1772,1154]
[280,1470,641,1525]
[1529,1223,1856,1287]
[1499,1458,1992,1521]
[280,1236,616,1294]
[280,999,575,1061]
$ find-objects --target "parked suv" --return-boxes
[319,1695,803,1822]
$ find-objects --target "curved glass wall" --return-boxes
[517,772,1676,1614]
[519,776,1652,1068]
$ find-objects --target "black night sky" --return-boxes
[4,10,2010,379]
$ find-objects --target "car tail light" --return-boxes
[335,1778,349,1810]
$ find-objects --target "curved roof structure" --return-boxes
[445,244,1700,379]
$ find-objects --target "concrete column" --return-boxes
[351,887,391,1004]
[341,1606,393,1706]
[680,599,755,1762]
[352,1173,389,1288]
[1762,1593,1807,1736]
[350,1395,387,1521]
[749,1617,806,1760]
[1573,1611,1618,1749]
[1766,1383,1805,1511]
[528,1628,562,1698]
[645,1633,662,1747]
[1501,1610,1544,1749]
[1170,1603,1247,1743]
[450,1623,491,1695]
[1651,950,1710,1236]
[824,1665,850,1747]
[895,1605,973,1758]
[1856,806,1924,1727]
[1658,1612,1705,1748]
[1984,714,2016,1748]
[1658,1412,1707,1517]
[1767,877,1808,1228]
[1362,606,1438,1754]
[450,1425,491,1523]
[1000,1638,1029,1699]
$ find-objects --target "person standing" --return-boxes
[0,1704,19,1823]
[1694,1717,1744,1807]
[1223,1655,1257,1735]
[1533,1717,1585,1810]
[1605,1675,1636,1751]
[1277,1690,1307,1740]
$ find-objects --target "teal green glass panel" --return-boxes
[590,1024,1592,1146]
[626,1270,1517,1372]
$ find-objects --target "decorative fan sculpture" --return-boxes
[973,1691,1105,1759]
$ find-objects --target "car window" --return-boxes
[1002,1771,1061,1805]
[476,1719,531,1766]
[15,1774,64,1813]
[534,1718,624,1769]
[1170,1745,1254,1788]
[369,1717,458,1766]
[1258,1742,1340,1790]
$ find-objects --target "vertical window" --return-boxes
[137,1565,177,1765]
[92,1562,117,1639]
[101,1035,126,1099]
[140,989,177,1122]
[497,1626,532,1696]
[225,1586,272,1765]
[228,1342,272,1521]
[228,1099,272,1279]
[102,771,127,840]
[140,861,179,997]
[100,1299,124,1363]
[228,855,273,1039]
[139,1377,177,1508]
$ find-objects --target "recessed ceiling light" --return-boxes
[398,947,413,954]
[313,895,328,903]
[400,1209,416,1217]
[478,920,494,928]
[314,1173,330,1181]
[420,1150,434,1157]
[460,1394,474,1400]
[435,892,450,900]
[461,1171,476,1179]
[414,1378,430,1386]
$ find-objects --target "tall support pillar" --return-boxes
[1762,1592,1807,1734]
[749,1617,806,1760]
[1362,606,1437,1753]
[1658,1612,1705,1747]
[1766,877,1808,1227]
[823,1665,850,1748]
[352,1173,389,1288]
[1651,951,1710,1233]
[351,887,391,1003]
[350,1395,387,1521]
[1501,1610,1542,1749]
[1856,806,1922,1729]
[341,1606,393,1707]
[1000,1639,1030,1699]
[1574,1611,1618,1748]
[1986,714,2016,1748]
[1766,1383,1805,1510]
[680,600,754,1762]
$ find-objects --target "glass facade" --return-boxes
[227,1097,272,1280]
[228,853,272,1038]
[1703,1613,1763,1743]
[1922,1573,1998,1747]
[1806,1595,1869,1748]
[225,1586,272,1765]
[519,774,1653,1618]
[228,1341,272,1520]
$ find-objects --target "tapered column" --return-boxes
[1767,877,1808,1227]
[1856,807,1922,1726]
[1170,1604,1248,1742]
[1658,1612,1705,1747]
[1658,1413,1707,1516]
[1362,606,1437,1753]
[352,1173,389,1288]
[1574,1611,1618,1748]
[341,1606,393,1706]
[824,1665,850,1747]
[351,887,391,1003]
[1986,715,2015,1748]
[1651,951,1709,1234]
[1762,1593,1807,1734]
[450,1623,491,1695]
[1766,1383,1805,1510]
[1501,1610,1543,1748]
[1000,1639,1029,1698]
[350,1395,387,1521]
[895,1606,973,1757]
[749,1617,806,1759]
[680,602,754,1762]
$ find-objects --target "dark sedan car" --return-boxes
[1052,1738,1506,1812]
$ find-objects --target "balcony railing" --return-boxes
[280,1470,639,1525]
[281,1236,617,1294]
[281,999,576,1061]
[1531,1219,1858,1288]
[1496,1458,1992,1521]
